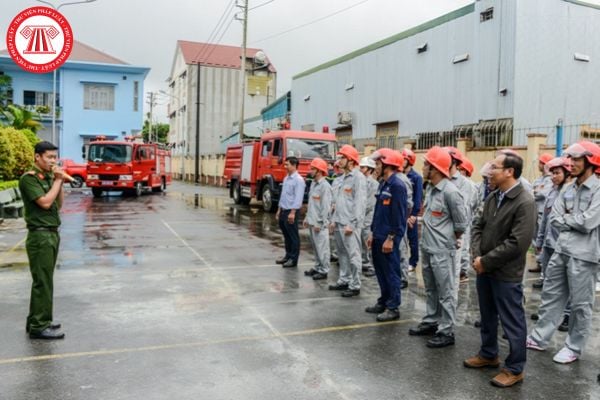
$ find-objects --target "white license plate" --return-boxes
[101,181,114,185]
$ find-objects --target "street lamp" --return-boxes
[35,0,98,150]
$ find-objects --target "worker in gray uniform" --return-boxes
[303,158,333,281]
[329,145,367,298]
[360,156,379,278]
[527,141,600,364]
[395,151,414,289]
[443,146,477,285]
[409,146,467,348]
[328,161,343,262]
[530,153,554,273]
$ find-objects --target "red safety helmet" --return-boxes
[310,157,328,175]
[424,146,452,178]
[545,157,572,174]
[370,148,404,168]
[442,146,466,165]
[459,157,475,177]
[337,144,360,164]
[401,148,416,166]
[564,141,600,167]
[538,153,553,165]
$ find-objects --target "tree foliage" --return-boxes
[142,118,170,144]
[0,127,35,180]
[0,129,16,181]
[1,105,43,133]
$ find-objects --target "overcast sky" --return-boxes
[1,0,474,121]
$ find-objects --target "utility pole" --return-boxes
[238,0,249,142]
[147,92,156,142]
[195,63,201,184]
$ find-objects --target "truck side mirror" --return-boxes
[81,145,86,160]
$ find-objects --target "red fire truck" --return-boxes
[223,130,337,212]
[85,136,172,198]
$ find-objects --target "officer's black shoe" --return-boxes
[330,255,338,262]
[531,313,539,321]
[26,322,61,333]
[400,280,408,289]
[532,279,544,289]
[276,257,288,264]
[282,260,297,268]
[426,333,455,348]
[558,315,570,332]
[409,323,438,336]
[365,303,386,314]
[328,283,349,291]
[377,309,400,322]
[312,272,328,280]
[29,327,65,340]
[304,268,318,276]
[364,268,376,277]
[341,288,360,297]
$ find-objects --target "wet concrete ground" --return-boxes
[0,181,599,400]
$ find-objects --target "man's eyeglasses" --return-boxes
[488,164,507,170]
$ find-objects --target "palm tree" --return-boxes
[1,105,43,133]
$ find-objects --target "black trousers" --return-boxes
[278,209,300,263]
[476,274,527,374]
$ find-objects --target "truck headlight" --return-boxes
[119,175,133,181]
[88,174,98,180]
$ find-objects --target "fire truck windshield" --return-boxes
[88,144,133,163]
[286,139,336,160]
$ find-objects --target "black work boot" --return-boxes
[376,309,400,322]
[558,315,570,332]
[409,322,438,336]
[365,303,386,314]
[426,333,455,348]
[328,283,349,291]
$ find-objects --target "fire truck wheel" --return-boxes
[261,186,277,213]
[92,188,103,198]
[70,175,84,188]
[135,182,143,197]
[232,181,242,204]
[152,178,166,193]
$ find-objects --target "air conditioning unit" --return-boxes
[337,111,353,125]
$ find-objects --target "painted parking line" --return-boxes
[0,237,26,265]
[0,319,413,366]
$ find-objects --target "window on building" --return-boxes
[480,7,493,22]
[133,81,139,112]
[23,90,54,108]
[83,84,115,111]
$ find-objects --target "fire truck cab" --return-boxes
[85,136,172,198]
[224,130,337,212]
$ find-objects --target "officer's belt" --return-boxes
[28,226,59,232]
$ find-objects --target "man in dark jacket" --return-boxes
[463,151,535,388]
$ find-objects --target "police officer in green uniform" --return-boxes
[19,141,65,340]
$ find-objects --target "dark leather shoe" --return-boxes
[312,272,328,280]
[365,303,386,314]
[341,288,360,297]
[409,323,438,336]
[531,313,539,321]
[558,315,569,332]
[282,260,297,268]
[377,309,400,322]
[329,283,349,291]
[426,333,455,348]
[364,268,376,277]
[330,255,338,262]
[276,257,288,264]
[26,322,61,333]
[400,280,408,289]
[304,268,317,276]
[29,327,65,340]
[528,265,542,273]
[532,280,543,289]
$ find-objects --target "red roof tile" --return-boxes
[177,40,276,72]
[0,40,129,65]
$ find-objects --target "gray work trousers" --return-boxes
[530,252,599,355]
[308,226,330,274]
[361,228,373,268]
[421,249,457,335]
[334,224,362,290]
[399,233,409,282]
[459,227,471,275]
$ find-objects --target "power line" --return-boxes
[200,16,236,64]
[249,0,276,11]
[250,0,372,44]
[191,0,236,62]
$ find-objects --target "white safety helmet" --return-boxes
[360,156,376,169]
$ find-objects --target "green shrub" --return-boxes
[0,180,19,190]
[0,129,16,181]
[20,128,41,148]
[1,127,34,179]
